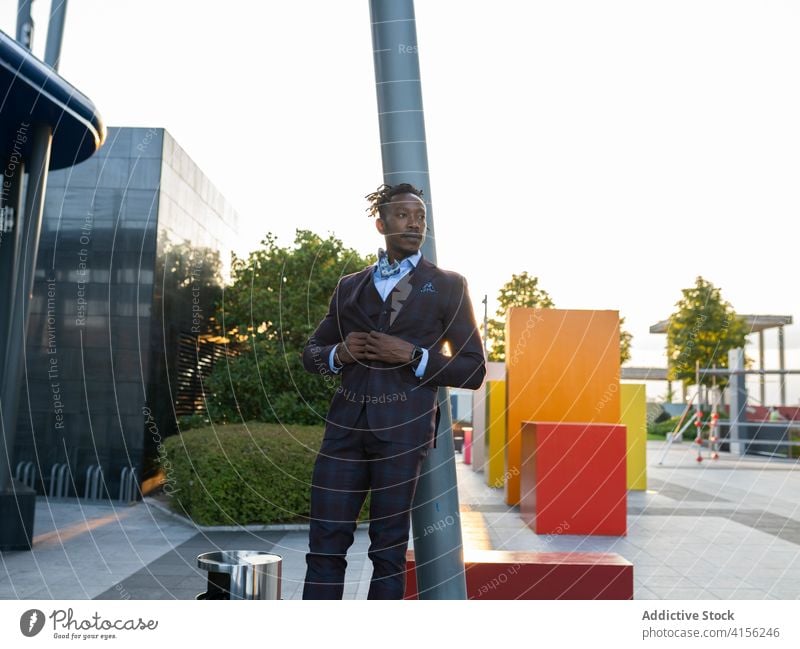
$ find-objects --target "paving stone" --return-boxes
[2,441,799,600]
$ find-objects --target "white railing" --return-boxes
[83,464,104,500]
[118,467,139,503]
[14,461,36,489]
[48,463,70,498]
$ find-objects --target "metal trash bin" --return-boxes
[196,551,282,600]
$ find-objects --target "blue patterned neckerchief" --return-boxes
[377,248,404,279]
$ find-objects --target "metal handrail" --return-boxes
[701,368,800,375]
[14,461,35,489]
[83,465,104,500]
[48,463,69,498]
[118,467,138,503]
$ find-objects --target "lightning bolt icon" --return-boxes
[28,612,38,632]
[389,273,413,327]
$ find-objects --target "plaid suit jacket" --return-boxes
[302,256,486,450]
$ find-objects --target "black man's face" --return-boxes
[376,193,427,257]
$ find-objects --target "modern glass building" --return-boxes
[12,127,238,500]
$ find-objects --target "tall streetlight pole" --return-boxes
[369,0,467,599]
[15,0,34,49]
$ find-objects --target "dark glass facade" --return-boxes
[13,127,238,499]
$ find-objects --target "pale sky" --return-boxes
[3,0,798,403]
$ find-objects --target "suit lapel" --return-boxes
[341,267,376,330]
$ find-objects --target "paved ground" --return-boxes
[1,440,798,600]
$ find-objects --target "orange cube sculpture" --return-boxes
[504,308,620,505]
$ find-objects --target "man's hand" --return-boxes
[364,331,415,364]
[336,332,370,364]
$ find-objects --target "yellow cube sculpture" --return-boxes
[484,380,507,489]
[620,383,647,490]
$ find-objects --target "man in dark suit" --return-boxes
[301,182,485,599]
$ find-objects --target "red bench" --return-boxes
[404,549,633,599]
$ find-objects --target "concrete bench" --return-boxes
[404,549,633,599]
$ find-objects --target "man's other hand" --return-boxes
[338,332,370,364]
[364,331,415,364]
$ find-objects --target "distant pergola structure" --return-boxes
[644,314,794,405]
[619,366,679,400]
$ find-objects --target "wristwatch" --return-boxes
[410,345,424,372]
[333,344,343,368]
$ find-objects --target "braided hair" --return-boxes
[365,182,424,218]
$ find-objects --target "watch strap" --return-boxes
[410,345,423,370]
[333,344,343,367]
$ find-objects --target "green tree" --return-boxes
[666,276,748,389]
[204,229,374,424]
[485,272,634,365]
[619,316,633,366]
[486,272,554,362]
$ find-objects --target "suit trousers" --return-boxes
[302,403,429,599]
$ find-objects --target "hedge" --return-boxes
[647,412,729,437]
[648,417,683,437]
[160,422,370,526]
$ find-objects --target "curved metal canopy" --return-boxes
[0,29,105,170]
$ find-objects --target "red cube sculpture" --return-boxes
[520,421,627,536]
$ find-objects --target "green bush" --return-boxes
[177,413,212,431]
[647,411,728,437]
[648,416,683,437]
[160,422,370,526]
[203,230,373,426]
[789,426,800,460]
[204,345,340,425]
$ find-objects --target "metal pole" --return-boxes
[0,155,26,401]
[0,158,26,495]
[778,325,786,406]
[368,0,467,599]
[482,294,488,358]
[16,0,35,50]
[758,330,765,406]
[657,392,696,465]
[694,360,703,461]
[728,348,747,457]
[696,360,701,408]
[44,0,68,71]
[0,123,53,492]
[701,368,800,376]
